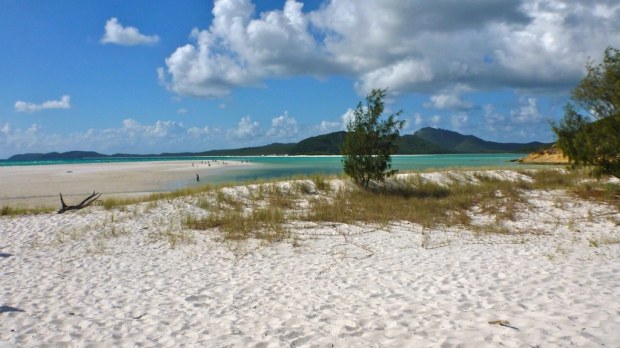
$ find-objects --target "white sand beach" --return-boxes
[1,169,619,347]
[0,160,251,208]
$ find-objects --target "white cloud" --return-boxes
[177,108,188,114]
[0,115,359,158]
[340,108,356,128]
[412,113,442,129]
[266,112,299,138]
[101,17,159,46]
[1,123,45,155]
[414,113,424,126]
[1,123,9,136]
[227,115,260,139]
[318,120,341,133]
[160,0,620,97]
[187,126,209,137]
[354,59,434,95]
[451,112,469,130]
[510,97,542,124]
[425,84,473,110]
[14,95,71,113]
[482,98,551,140]
[484,104,507,132]
[159,0,330,97]
[0,119,219,158]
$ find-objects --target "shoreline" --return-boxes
[0,159,252,208]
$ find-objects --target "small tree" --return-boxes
[552,47,620,178]
[341,88,405,187]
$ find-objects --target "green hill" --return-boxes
[413,127,549,153]
[7,128,551,160]
[198,143,295,156]
[8,151,107,161]
[396,134,447,154]
[290,131,347,155]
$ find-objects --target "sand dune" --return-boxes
[1,170,619,347]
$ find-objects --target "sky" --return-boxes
[1,0,619,158]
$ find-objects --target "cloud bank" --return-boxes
[0,113,309,158]
[159,0,620,98]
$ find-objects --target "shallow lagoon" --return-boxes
[0,153,527,189]
[169,153,524,187]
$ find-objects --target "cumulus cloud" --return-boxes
[0,119,220,158]
[424,84,473,110]
[159,0,331,97]
[450,112,469,130]
[160,0,620,98]
[413,113,442,128]
[266,112,299,138]
[118,119,187,142]
[482,98,552,140]
[318,120,341,133]
[510,97,542,124]
[340,108,356,128]
[484,104,507,132]
[227,116,261,139]
[101,18,159,46]
[187,126,210,137]
[14,95,71,113]
[1,123,48,155]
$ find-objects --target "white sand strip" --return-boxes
[0,160,251,208]
[1,170,619,347]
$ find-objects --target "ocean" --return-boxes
[0,153,524,186]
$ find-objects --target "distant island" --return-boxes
[7,127,551,161]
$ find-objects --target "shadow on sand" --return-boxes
[0,305,24,314]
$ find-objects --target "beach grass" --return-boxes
[183,169,619,244]
[5,169,618,247]
[0,205,54,216]
[186,207,287,242]
[300,173,525,228]
[100,184,218,210]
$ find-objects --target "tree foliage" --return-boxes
[341,88,405,187]
[552,47,620,178]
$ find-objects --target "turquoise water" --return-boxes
[171,153,512,189]
[0,154,527,190]
[207,154,522,183]
[0,154,521,172]
[0,154,522,184]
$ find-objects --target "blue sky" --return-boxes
[1,0,619,158]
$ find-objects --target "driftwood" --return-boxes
[58,191,101,214]
[488,320,520,331]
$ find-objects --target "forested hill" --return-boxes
[411,127,550,154]
[7,128,551,160]
[8,151,108,161]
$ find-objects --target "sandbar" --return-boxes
[0,160,251,208]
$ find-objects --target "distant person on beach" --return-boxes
[196,174,200,182]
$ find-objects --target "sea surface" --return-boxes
[0,154,526,186]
